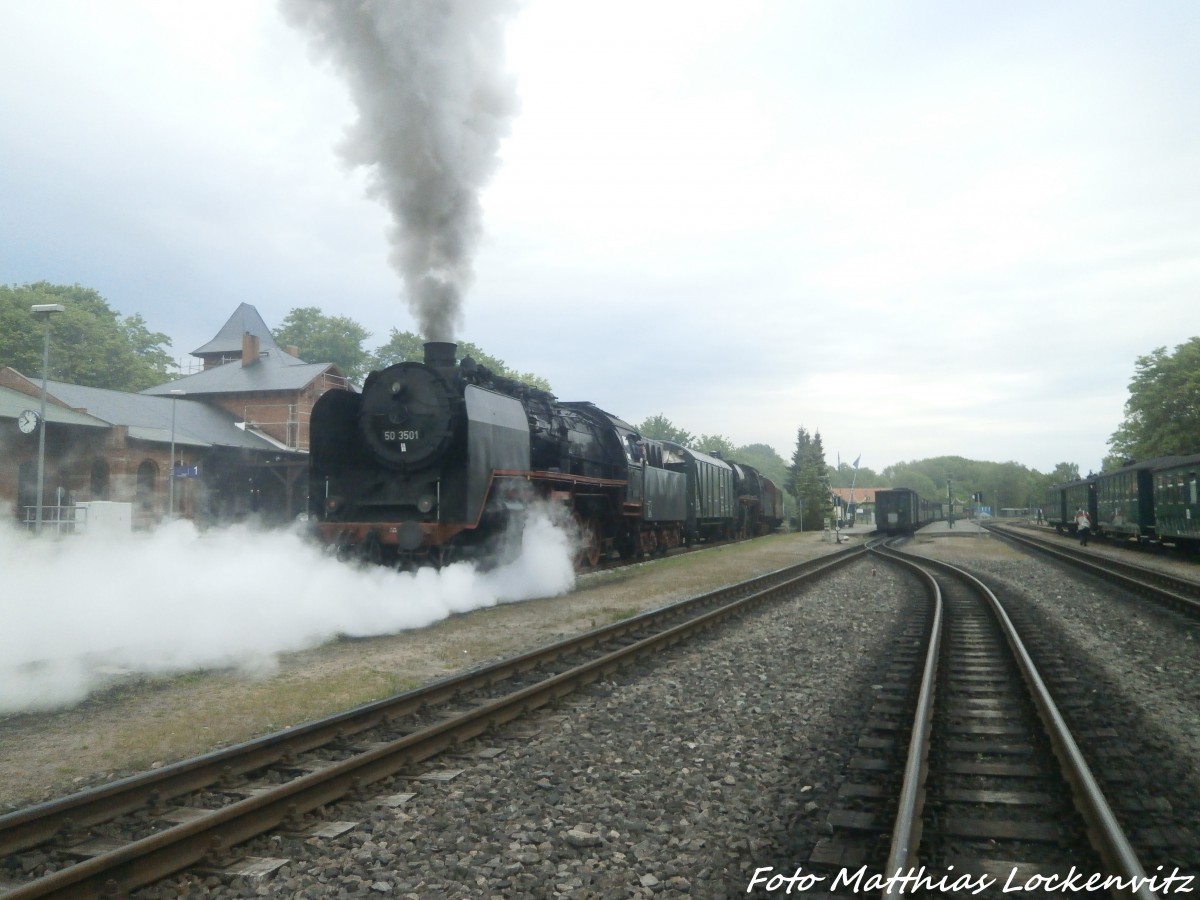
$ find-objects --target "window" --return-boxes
[136,460,158,511]
[91,459,110,500]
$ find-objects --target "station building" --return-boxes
[830,486,881,527]
[0,303,350,531]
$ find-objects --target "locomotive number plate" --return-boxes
[382,430,420,441]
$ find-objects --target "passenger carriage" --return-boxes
[1093,459,1158,544]
[1151,453,1200,551]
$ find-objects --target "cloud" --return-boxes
[0,0,1196,477]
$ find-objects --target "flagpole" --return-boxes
[848,455,861,525]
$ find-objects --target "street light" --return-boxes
[31,303,65,534]
[168,390,185,518]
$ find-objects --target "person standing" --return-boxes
[1074,508,1091,546]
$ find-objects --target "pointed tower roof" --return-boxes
[191,302,287,357]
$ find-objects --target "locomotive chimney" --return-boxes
[423,341,457,370]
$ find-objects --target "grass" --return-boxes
[89,667,424,774]
[600,607,640,624]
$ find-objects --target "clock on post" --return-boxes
[18,409,41,434]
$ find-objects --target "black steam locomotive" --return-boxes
[309,342,783,568]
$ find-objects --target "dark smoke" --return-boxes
[282,0,519,341]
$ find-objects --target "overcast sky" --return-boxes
[2,1,1197,477]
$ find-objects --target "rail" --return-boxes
[872,543,1158,899]
[0,544,865,898]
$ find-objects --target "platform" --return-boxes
[917,518,987,535]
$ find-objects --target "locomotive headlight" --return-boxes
[417,494,436,514]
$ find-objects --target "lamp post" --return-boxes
[168,390,185,518]
[31,303,66,534]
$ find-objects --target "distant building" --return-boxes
[1,303,351,529]
[830,486,882,526]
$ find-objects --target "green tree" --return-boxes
[370,329,425,367]
[788,426,833,530]
[695,433,737,457]
[829,458,882,489]
[371,329,551,391]
[1047,462,1081,484]
[733,442,789,488]
[0,282,174,391]
[274,307,373,382]
[636,414,694,447]
[1108,337,1200,461]
[880,455,1049,516]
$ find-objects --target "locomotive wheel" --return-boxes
[659,526,679,554]
[639,529,658,556]
[574,514,602,568]
[616,531,638,560]
[360,531,383,566]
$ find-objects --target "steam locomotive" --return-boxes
[308,342,785,568]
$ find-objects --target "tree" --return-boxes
[695,433,736,458]
[788,426,833,530]
[0,282,174,391]
[1108,337,1200,461]
[732,442,789,487]
[274,307,373,382]
[370,329,426,367]
[371,329,551,391]
[1047,462,1081,484]
[880,455,1050,515]
[636,414,694,447]
[829,459,882,489]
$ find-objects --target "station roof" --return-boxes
[142,355,336,397]
[190,302,284,357]
[831,487,883,504]
[37,379,281,451]
[0,384,109,430]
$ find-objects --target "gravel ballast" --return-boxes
[0,533,853,811]
[8,527,1200,898]
[139,556,911,898]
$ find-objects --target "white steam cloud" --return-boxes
[0,510,575,714]
[282,0,520,341]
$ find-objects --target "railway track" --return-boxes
[0,544,864,899]
[985,524,1200,616]
[807,543,1163,897]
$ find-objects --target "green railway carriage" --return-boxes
[1094,459,1158,543]
[875,488,941,535]
[1043,482,1069,531]
[1152,453,1200,550]
[1043,455,1200,551]
[661,441,735,543]
[1058,478,1097,536]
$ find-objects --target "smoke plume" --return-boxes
[0,509,575,714]
[282,0,519,341]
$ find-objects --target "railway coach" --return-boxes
[1094,458,1158,543]
[1045,454,1200,550]
[1150,453,1200,551]
[1045,477,1097,537]
[875,488,942,535]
